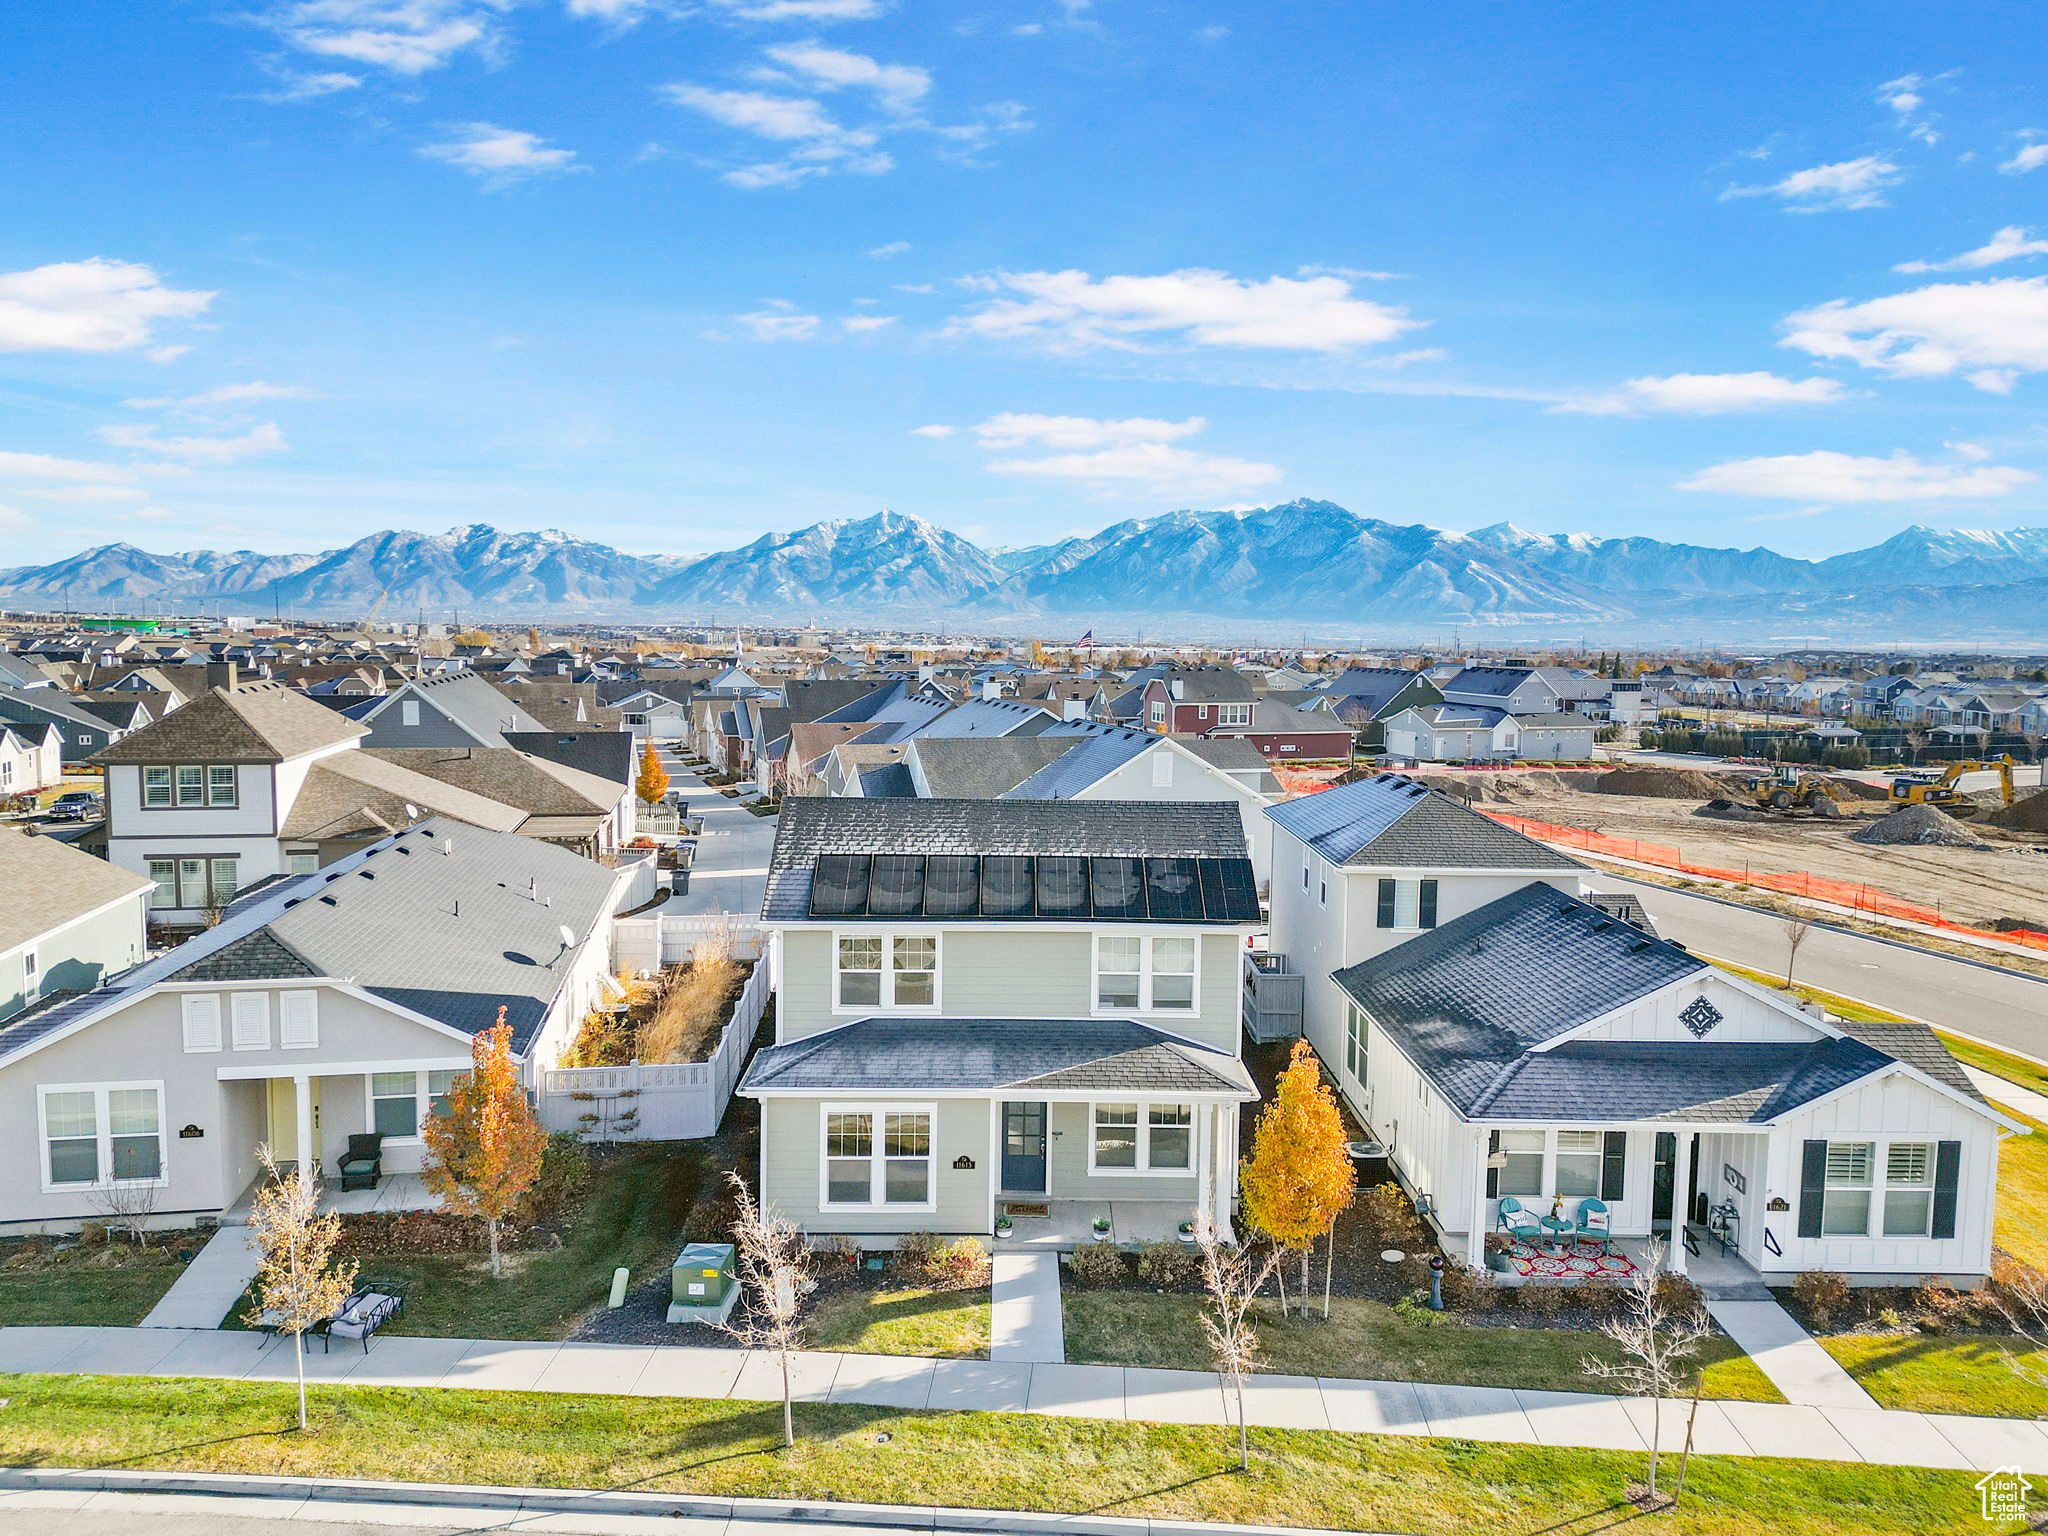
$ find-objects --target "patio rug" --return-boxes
[1507,1239,1637,1280]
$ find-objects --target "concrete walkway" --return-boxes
[8,1323,2048,1475]
[1704,1298,1879,1410]
[660,759,773,919]
[989,1252,1065,1364]
[1964,1064,2048,1121]
[138,1227,260,1331]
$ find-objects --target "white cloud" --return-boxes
[761,42,929,112]
[1894,226,2048,274]
[2002,140,2048,175]
[1722,155,1901,212]
[1556,372,1852,415]
[123,381,317,411]
[947,268,1422,354]
[841,314,896,332]
[732,301,821,340]
[262,0,498,76]
[967,412,1208,450]
[1297,263,1403,281]
[97,421,288,465]
[909,424,955,438]
[259,69,365,102]
[565,0,659,21]
[421,123,585,186]
[1678,449,2034,502]
[868,241,911,258]
[0,451,141,483]
[661,82,893,186]
[18,484,152,504]
[1877,73,1943,145]
[1782,276,2048,392]
[989,443,1284,499]
[0,258,214,354]
[710,0,882,17]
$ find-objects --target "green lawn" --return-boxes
[1706,962,1907,1025]
[805,1285,990,1359]
[0,1372,2008,1535]
[1934,1031,2048,1099]
[227,1145,708,1340]
[1062,1291,1782,1402]
[1820,1331,2048,1418]
[0,1249,192,1327]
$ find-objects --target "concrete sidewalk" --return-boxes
[139,1227,260,1331]
[1704,1298,1879,1410]
[6,1323,2048,1475]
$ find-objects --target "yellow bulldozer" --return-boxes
[1741,765,1847,817]
[1888,756,2016,816]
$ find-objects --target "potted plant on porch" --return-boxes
[1483,1232,1514,1273]
[1177,1220,1197,1245]
[1092,1215,1111,1237]
[994,1214,1014,1239]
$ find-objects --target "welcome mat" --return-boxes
[1003,1203,1051,1218]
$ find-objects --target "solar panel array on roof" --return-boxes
[805,852,1259,922]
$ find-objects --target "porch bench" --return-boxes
[316,1284,405,1353]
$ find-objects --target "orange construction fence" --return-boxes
[1481,810,2048,956]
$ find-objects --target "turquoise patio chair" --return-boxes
[1573,1197,1613,1254]
[1495,1197,1544,1246]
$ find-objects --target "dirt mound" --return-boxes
[1989,789,2048,832]
[1850,804,1992,848]
[1693,803,1776,823]
[1828,777,1891,801]
[1595,767,1747,800]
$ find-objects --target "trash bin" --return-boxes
[672,1241,735,1308]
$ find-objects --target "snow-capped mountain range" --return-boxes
[8,503,2048,639]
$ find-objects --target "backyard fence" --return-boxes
[539,954,769,1141]
[1482,810,2048,954]
[612,914,765,973]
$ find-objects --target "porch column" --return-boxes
[294,1073,314,1192]
[1207,1104,1228,1236]
[1468,1128,1490,1273]
[1669,1130,1693,1275]
[1195,1104,1214,1233]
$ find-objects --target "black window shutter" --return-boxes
[1419,878,1439,929]
[1377,879,1397,928]
[1931,1140,1962,1240]
[1485,1130,1500,1199]
[1601,1130,1626,1199]
[1798,1139,1827,1238]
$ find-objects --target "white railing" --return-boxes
[539,956,769,1141]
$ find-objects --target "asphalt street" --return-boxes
[1587,872,2048,1059]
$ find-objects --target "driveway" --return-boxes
[658,750,773,920]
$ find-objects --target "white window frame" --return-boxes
[1217,703,1252,727]
[400,699,421,726]
[817,1102,938,1212]
[1821,1138,1940,1239]
[1087,1100,1198,1176]
[1344,1002,1368,1083]
[830,930,942,1014]
[22,946,38,996]
[38,1080,167,1193]
[145,855,239,910]
[1091,932,1201,1017]
[141,763,238,809]
[1492,1128,1613,1201]
[365,1068,467,1145]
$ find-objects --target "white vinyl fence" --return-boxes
[540,946,770,1142]
[613,915,765,973]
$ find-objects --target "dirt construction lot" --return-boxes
[1419,767,2048,930]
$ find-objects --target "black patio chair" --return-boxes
[337,1133,384,1191]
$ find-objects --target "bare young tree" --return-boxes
[243,1145,358,1432]
[88,1176,162,1247]
[1579,1240,1712,1506]
[1193,1211,1281,1474]
[718,1172,812,1449]
[1781,913,1816,991]
[1988,1262,2048,1392]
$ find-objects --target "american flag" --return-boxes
[1076,630,1093,646]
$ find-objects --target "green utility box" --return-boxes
[667,1241,738,1325]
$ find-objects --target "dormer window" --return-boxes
[142,764,238,808]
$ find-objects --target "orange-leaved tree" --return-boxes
[1239,1038,1356,1316]
[636,740,670,805]
[422,1009,549,1277]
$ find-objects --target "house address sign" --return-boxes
[952,1155,976,1170]
[179,1125,205,1140]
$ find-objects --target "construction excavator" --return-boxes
[1888,756,2016,816]
[1738,765,1847,817]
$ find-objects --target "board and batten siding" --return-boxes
[1758,1071,2004,1282]
[772,926,1243,1051]
[757,1096,993,1235]
[1576,973,1823,1045]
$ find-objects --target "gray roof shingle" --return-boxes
[0,828,151,954]
[1266,773,1583,870]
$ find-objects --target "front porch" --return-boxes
[1437,1228,1769,1298]
[225,1170,443,1222]
[993,1198,1206,1249]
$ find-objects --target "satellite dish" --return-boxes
[403,802,420,820]
[558,925,576,949]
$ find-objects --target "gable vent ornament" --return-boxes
[1679,996,1724,1039]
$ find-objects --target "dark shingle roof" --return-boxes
[907,737,1078,797]
[764,797,1252,921]
[1472,1038,1895,1122]
[1266,773,1583,870]
[94,682,368,764]
[741,1017,1255,1096]
[164,928,320,983]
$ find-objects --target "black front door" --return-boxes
[1002,1102,1047,1193]
[1651,1131,1677,1229]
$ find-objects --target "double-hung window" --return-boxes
[369,1070,466,1140]
[1094,935,1197,1013]
[835,934,938,1010]
[141,764,237,808]
[1217,704,1252,727]
[822,1107,933,1208]
[40,1082,164,1188]
[1495,1129,1547,1197]
[1375,878,1440,930]
[146,856,239,910]
[1344,1002,1369,1082]
[1554,1130,1603,1197]
[1822,1140,1938,1237]
[1090,1102,1195,1173]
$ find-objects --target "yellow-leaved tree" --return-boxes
[636,739,670,805]
[422,1010,549,1277]
[1239,1039,1356,1316]
[243,1146,357,1431]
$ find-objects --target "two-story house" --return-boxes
[0,817,625,1234]
[1263,774,2020,1286]
[1140,667,1259,736]
[738,799,1262,1244]
[0,829,151,1024]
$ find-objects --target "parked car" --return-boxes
[45,791,102,822]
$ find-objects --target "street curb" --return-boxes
[0,1466,1375,1536]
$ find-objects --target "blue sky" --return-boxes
[7,0,2048,567]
